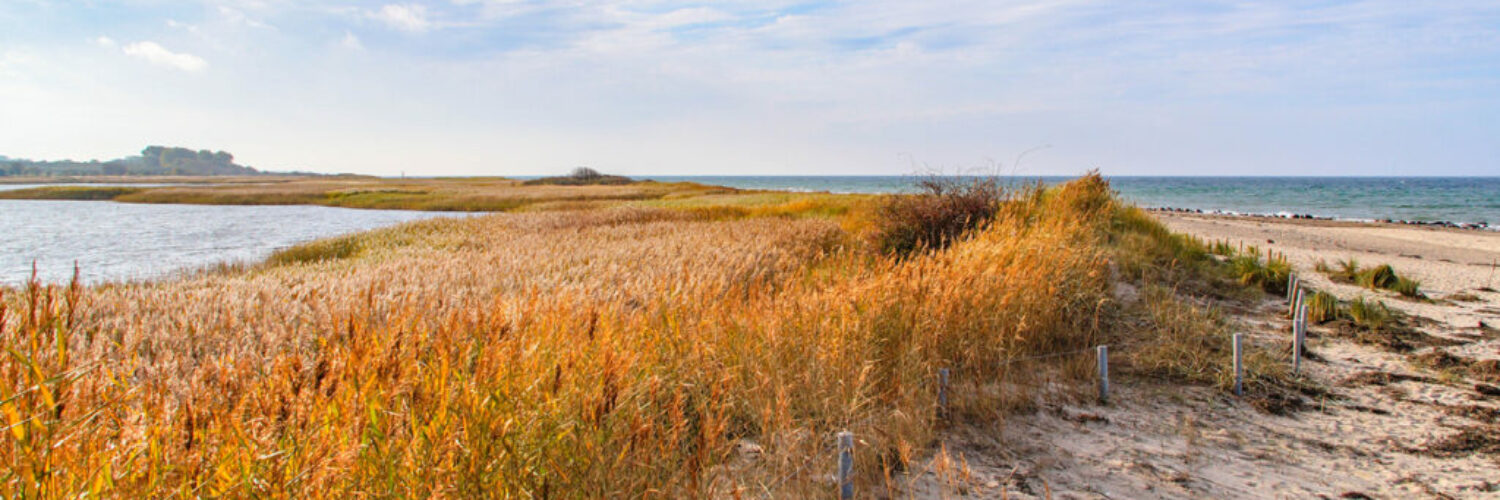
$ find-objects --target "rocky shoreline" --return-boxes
[1147,206,1493,231]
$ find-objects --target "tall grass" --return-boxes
[0,175,1269,496]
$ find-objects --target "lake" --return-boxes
[0,197,468,285]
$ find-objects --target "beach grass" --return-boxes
[1316,258,1425,298]
[0,174,1296,497]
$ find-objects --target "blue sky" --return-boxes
[1,1,1497,176]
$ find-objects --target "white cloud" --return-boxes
[218,6,273,30]
[120,41,208,72]
[94,36,116,47]
[646,7,731,29]
[341,31,364,50]
[371,4,431,32]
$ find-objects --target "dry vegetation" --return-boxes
[0,174,1289,497]
[0,176,738,212]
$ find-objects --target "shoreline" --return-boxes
[1147,206,1494,231]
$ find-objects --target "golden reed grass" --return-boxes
[4,175,1137,497]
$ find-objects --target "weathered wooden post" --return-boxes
[1097,345,1110,403]
[1290,286,1304,317]
[1287,273,1299,302]
[1293,303,1307,374]
[938,368,950,417]
[837,431,854,499]
[1233,333,1244,396]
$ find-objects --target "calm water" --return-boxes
[1,199,466,285]
[640,176,1500,226]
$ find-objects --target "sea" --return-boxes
[636,176,1500,228]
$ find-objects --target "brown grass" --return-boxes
[0,177,740,213]
[0,174,1281,497]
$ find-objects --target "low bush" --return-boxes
[869,175,1005,257]
[524,167,637,186]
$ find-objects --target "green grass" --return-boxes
[1306,291,1341,323]
[1228,246,1292,295]
[1391,276,1424,298]
[1346,296,1393,330]
[1317,258,1424,298]
[265,234,366,265]
[1355,264,1398,289]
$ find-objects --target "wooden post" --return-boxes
[1233,333,1244,396]
[1098,345,1110,403]
[837,431,854,500]
[1294,303,1307,374]
[1290,287,1304,317]
[938,368,950,417]
[1287,273,1299,302]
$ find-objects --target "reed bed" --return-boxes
[0,177,737,213]
[2,175,1242,497]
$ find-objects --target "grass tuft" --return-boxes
[1306,291,1341,323]
[1319,258,1424,298]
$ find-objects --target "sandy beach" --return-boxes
[908,212,1500,499]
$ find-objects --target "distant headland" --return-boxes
[0,146,261,177]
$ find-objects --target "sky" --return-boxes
[1,1,1497,177]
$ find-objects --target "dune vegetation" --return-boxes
[0,174,1296,497]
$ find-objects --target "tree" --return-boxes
[570,167,602,181]
[101,162,128,175]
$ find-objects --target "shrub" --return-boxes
[523,167,636,186]
[870,175,1005,257]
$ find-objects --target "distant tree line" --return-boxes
[0,146,261,177]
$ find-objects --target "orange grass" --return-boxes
[2,175,1159,497]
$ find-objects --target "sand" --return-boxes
[902,213,1500,499]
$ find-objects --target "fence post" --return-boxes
[1097,345,1109,403]
[1233,333,1244,396]
[1290,287,1303,317]
[1287,273,1298,302]
[837,431,854,500]
[1293,303,1307,374]
[938,368,950,417]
